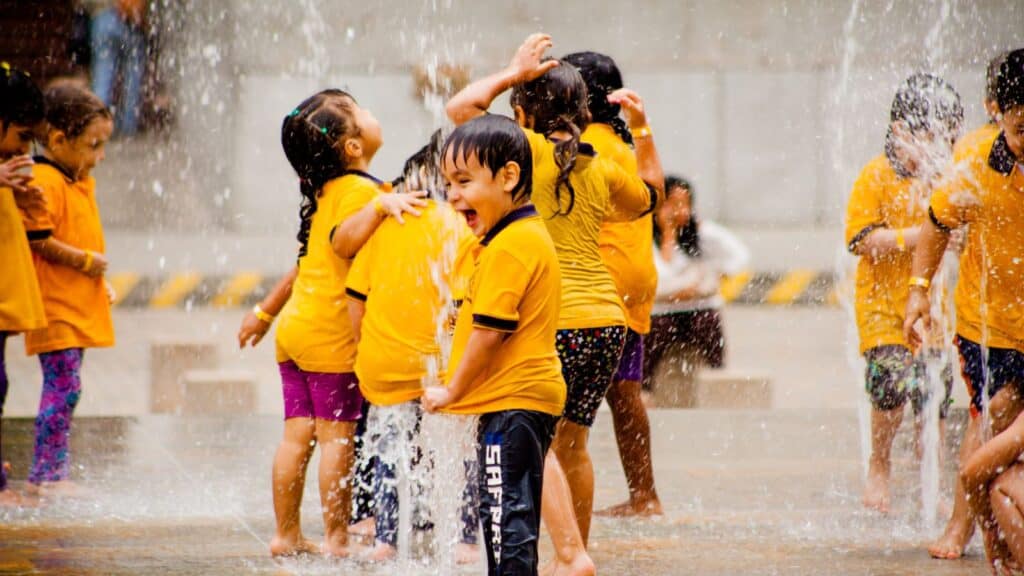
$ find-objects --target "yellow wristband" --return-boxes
[372,195,387,217]
[630,125,652,139]
[253,304,275,324]
[81,250,93,272]
[908,276,931,290]
[896,228,906,251]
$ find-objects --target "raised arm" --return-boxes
[608,88,664,203]
[445,33,560,126]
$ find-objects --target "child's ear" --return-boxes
[343,137,363,160]
[500,161,521,193]
[48,129,67,151]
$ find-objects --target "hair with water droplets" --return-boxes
[442,114,533,204]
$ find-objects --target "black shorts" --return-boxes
[556,326,626,427]
[643,309,725,390]
[477,409,558,575]
[956,335,1024,418]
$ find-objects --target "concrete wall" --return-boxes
[95,0,1022,234]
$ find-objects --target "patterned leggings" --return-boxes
[29,348,84,484]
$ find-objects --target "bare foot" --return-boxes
[456,542,479,565]
[31,480,88,498]
[929,515,973,560]
[269,533,319,557]
[365,541,396,562]
[541,554,597,576]
[862,464,890,513]
[321,533,353,559]
[595,498,663,517]
[349,516,376,536]
[0,489,31,507]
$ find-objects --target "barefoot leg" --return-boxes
[540,452,595,576]
[864,406,903,513]
[270,417,317,557]
[1,332,9,493]
[601,378,662,516]
[315,418,357,557]
[990,463,1024,566]
[551,419,597,545]
[930,415,980,559]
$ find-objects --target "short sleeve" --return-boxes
[334,180,380,226]
[23,169,62,239]
[929,175,978,232]
[470,246,532,333]
[844,165,884,252]
[603,157,655,222]
[522,127,553,175]
[345,236,373,302]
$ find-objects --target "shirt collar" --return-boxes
[988,132,1019,176]
[342,170,384,185]
[32,155,76,181]
[480,204,538,246]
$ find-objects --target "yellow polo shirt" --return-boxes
[21,159,113,354]
[346,201,478,406]
[930,132,1024,352]
[845,154,927,354]
[587,123,658,335]
[275,171,385,373]
[442,205,565,416]
[0,186,46,333]
[523,127,655,330]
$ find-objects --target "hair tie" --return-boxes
[289,108,300,117]
[320,127,328,134]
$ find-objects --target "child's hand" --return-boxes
[237,311,271,348]
[507,33,559,84]
[421,386,452,413]
[0,156,42,209]
[903,287,931,351]
[105,280,117,304]
[379,190,428,224]
[607,88,649,129]
[82,251,108,278]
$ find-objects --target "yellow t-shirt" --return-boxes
[930,132,1024,352]
[0,186,46,333]
[954,123,1000,163]
[587,124,658,335]
[442,205,565,416]
[845,154,927,354]
[523,127,654,330]
[346,201,478,406]
[275,172,384,373]
[21,159,113,354]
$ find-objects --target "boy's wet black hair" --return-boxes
[653,175,701,258]
[890,72,963,137]
[510,60,590,216]
[281,89,359,259]
[394,128,447,200]
[0,63,44,129]
[563,51,632,146]
[995,48,1024,113]
[442,114,533,204]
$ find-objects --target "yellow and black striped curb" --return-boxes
[104,269,840,309]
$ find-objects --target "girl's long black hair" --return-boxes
[563,51,632,146]
[281,89,358,258]
[653,175,701,258]
[510,61,590,216]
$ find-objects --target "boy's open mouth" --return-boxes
[460,209,479,229]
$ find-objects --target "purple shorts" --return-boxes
[279,361,364,422]
[614,329,645,382]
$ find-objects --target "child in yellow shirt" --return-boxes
[345,133,480,562]
[21,84,115,494]
[423,114,565,575]
[906,49,1024,572]
[0,63,47,504]
[446,34,663,553]
[846,73,962,514]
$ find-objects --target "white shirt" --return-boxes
[652,219,750,315]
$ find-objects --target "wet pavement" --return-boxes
[0,409,986,575]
